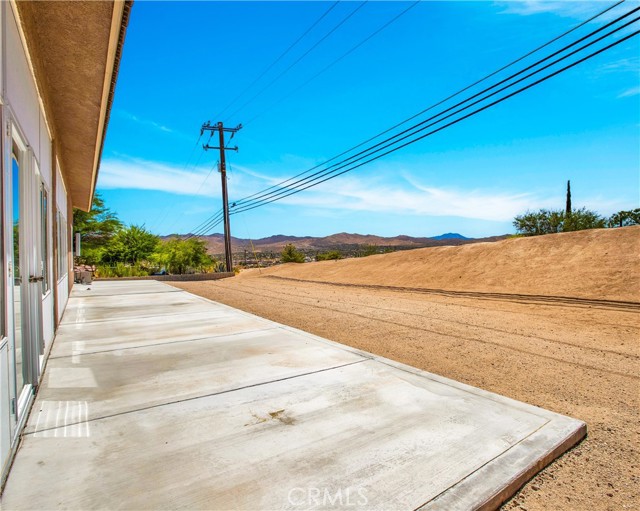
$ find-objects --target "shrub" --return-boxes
[95,263,151,278]
[281,243,305,263]
[316,250,342,261]
[563,207,606,232]
[356,244,380,257]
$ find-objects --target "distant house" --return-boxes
[0,0,131,482]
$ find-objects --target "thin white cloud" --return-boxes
[617,86,640,98]
[98,157,631,223]
[275,174,557,222]
[99,158,217,196]
[115,110,174,133]
[597,57,640,74]
[229,163,278,183]
[496,1,620,19]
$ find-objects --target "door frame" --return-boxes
[3,108,40,433]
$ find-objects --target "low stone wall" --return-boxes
[95,272,235,282]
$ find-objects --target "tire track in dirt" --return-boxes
[228,280,639,360]
[265,276,640,312]
[212,281,639,380]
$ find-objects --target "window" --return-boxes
[40,185,50,294]
[56,209,67,279]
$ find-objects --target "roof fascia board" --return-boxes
[87,0,125,212]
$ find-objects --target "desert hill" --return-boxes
[171,231,506,254]
[247,226,640,302]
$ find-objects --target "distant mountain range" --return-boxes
[166,232,508,255]
[431,232,469,240]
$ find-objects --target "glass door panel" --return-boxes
[11,152,24,396]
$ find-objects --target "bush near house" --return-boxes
[153,237,217,274]
[94,262,152,278]
[74,196,220,275]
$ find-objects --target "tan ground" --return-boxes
[172,226,640,510]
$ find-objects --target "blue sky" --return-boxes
[99,1,640,239]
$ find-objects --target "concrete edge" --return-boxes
[421,419,587,510]
[478,423,587,511]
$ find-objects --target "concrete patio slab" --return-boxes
[62,287,214,324]
[49,309,270,357]
[2,280,586,510]
[26,327,365,433]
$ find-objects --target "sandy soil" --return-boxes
[257,226,640,303]
[172,227,639,510]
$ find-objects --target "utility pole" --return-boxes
[201,121,242,273]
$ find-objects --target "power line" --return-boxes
[228,17,639,215]
[214,1,340,121]
[231,6,638,212]
[184,209,224,240]
[185,0,633,236]
[232,0,626,207]
[244,0,421,127]
[223,1,368,123]
[232,31,639,216]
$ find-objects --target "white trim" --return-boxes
[14,384,30,420]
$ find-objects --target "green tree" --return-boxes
[154,238,215,274]
[73,192,123,263]
[101,225,159,265]
[513,209,565,236]
[608,208,640,228]
[514,208,605,236]
[281,243,305,263]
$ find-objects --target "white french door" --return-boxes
[3,114,43,432]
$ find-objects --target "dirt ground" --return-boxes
[172,227,639,510]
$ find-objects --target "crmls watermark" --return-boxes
[287,487,368,507]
